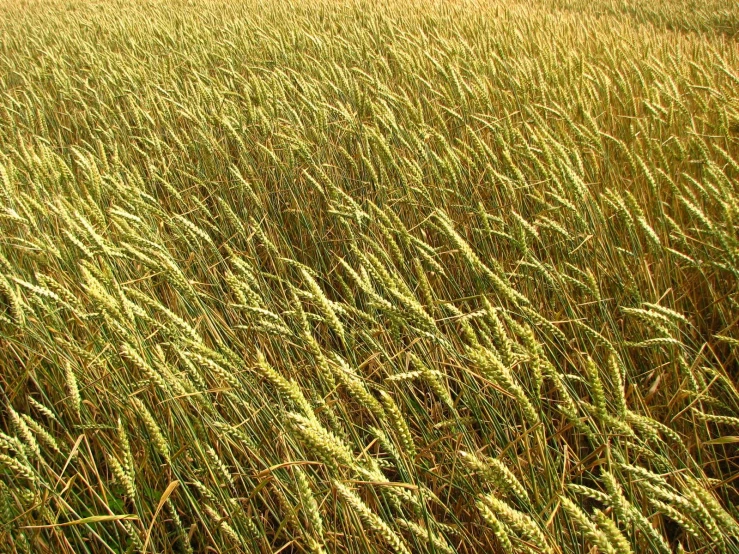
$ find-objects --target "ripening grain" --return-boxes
[0,0,738,552]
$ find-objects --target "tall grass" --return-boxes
[0,0,738,552]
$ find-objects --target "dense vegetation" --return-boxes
[1,0,739,552]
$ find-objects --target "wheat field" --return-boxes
[0,0,738,552]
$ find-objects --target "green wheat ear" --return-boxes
[1,0,738,551]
